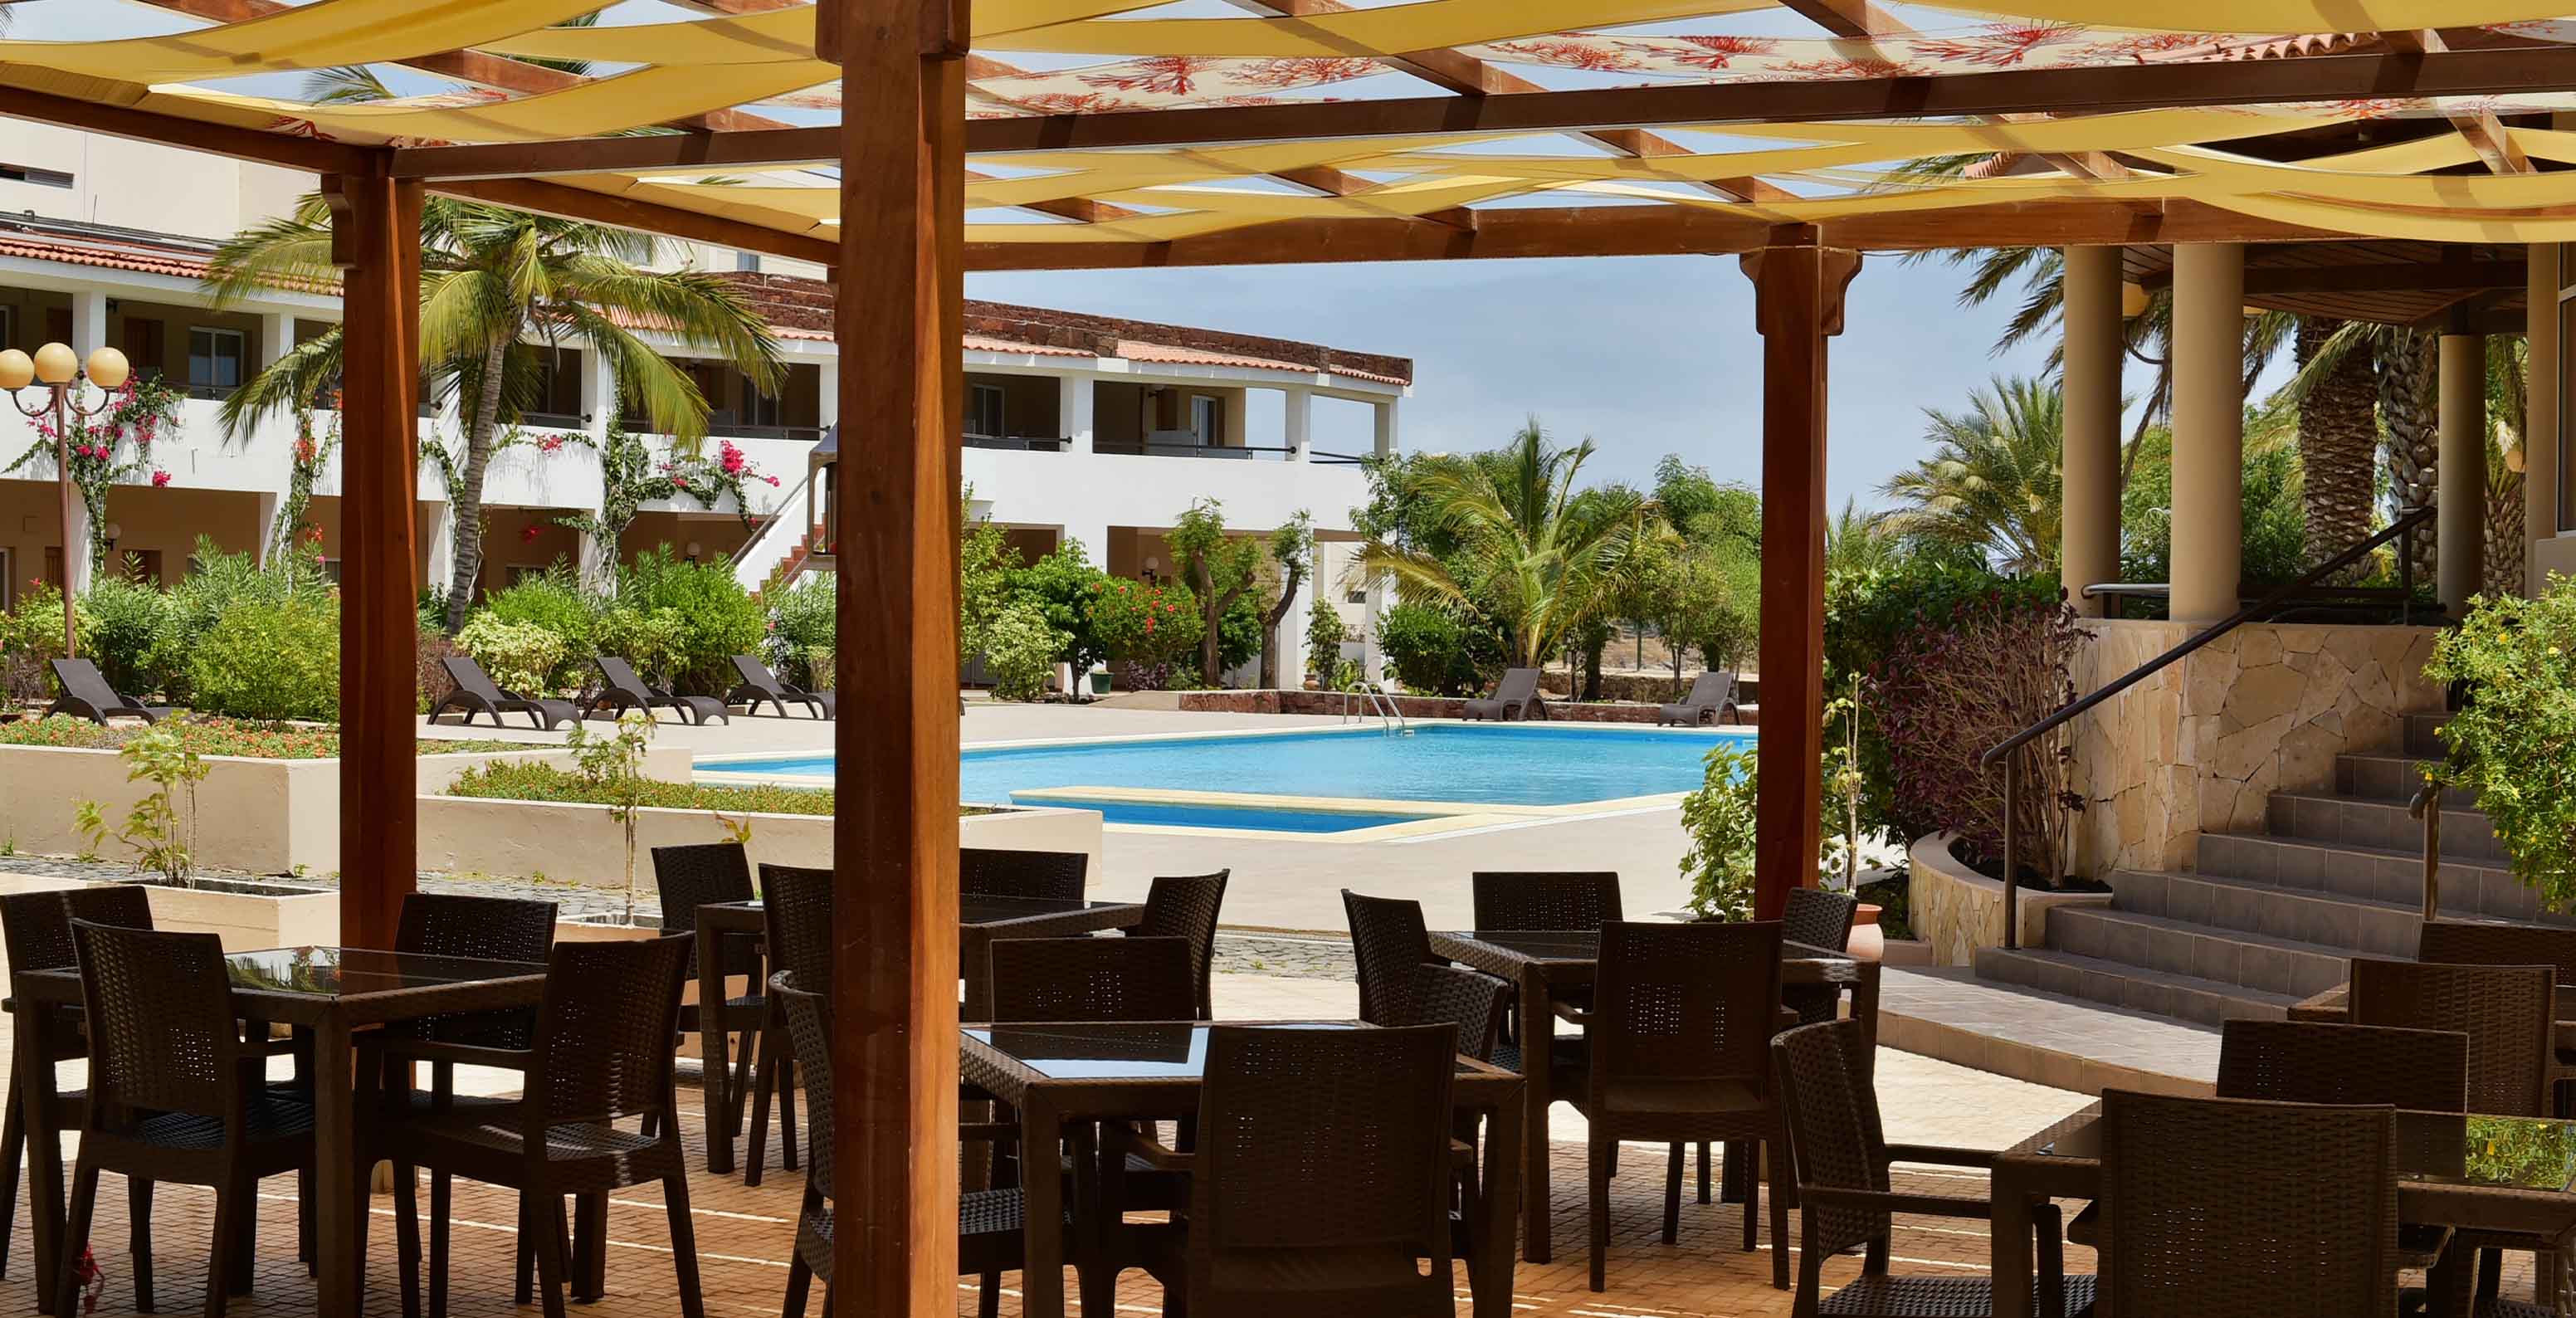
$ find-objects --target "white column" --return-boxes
[1276,564,1311,689]
[1283,385,1314,461]
[261,312,295,376]
[255,491,282,564]
[68,290,106,358]
[578,528,614,594]
[1363,574,1388,686]
[2061,246,2124,616]
[2530,243,2561,596]
[425,502,457,601]
[1373,395,1401,457]
[2169,242,2245,623]
[581,345,615,440]
[2439,332,2487,615]
[817,361,840,429]
[1061,521,1108,572]
[1064,374,1095,455]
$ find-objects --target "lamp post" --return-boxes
[0,342,131,657]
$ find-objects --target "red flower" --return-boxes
[150,470,171,488]
[520,525,543,543]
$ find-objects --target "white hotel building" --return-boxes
[0,128,1404,685]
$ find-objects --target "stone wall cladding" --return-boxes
[1908,831,2115,966]
[1536,671,1762,706]
[2067,619,2442,876]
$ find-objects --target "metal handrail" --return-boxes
[728,467,817,575]
[2410,783,2443,921]
[1983,504,2436,949]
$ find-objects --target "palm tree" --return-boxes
[1877,376,2066,575]
[1824,498,1903,577]
[205,198,783,630]
[2292,316,2380,564]
[1357,419,1646,669]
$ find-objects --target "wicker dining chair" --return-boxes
[2096,1089,2398,1318]
[2417,920,2576,1111]
[1130,1023,1461,1318]
[1771,1019,2087,1318]
[651,842,769,1141]
[372,935,705,1318]
[770,970,1046,1318]
[744,862,837,1187]
[1133,870,1228,1019]
[1344,890,1440,1022]
[962,847,1089,902]
[1563,919,1788,1292]
[1470,871,1622,930]
[1378,962,1510,1064]
[57,920,317,1318]
[2351,956,2563,1316]
[989,935,1198,1023]
[0,886,155,1290]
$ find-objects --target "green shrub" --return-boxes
[1305,593,1348,687]
[449,759,839,815]
[455,614,568,696]
[622,546,765,694]
[1677,740,1757,921]
[187,596,339,721]
[159,538,330,704]
[2,581,78,706]
[1087,577,1202,665]
[984,603,1066,702]
[2424,578,2576,912]
[763,576,836,687]
[1376,601,1488,696]
[481,568,597,692]
[1217,593,1262,678]
[595,604,686,686]
[1007,544,1110,672]
[0,713,530,758]
[82,574,178,697]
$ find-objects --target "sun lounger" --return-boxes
[429,656,578,730]
[590,655,729,725]
[47,658,174,726]
[725,655,836,719]
[1461,666,1546,722]
[1656,670,1740,727]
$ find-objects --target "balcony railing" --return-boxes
[964,433,1068,452]
[1093,438,1296,461]
[709,422,828,442]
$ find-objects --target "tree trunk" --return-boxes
[442,337,511,632]
[2295,316,2379,566]
[2379,330,2440,582]
[2488,466,2527,598]
[1255,562,1306,691]
[1581,635,1604,701]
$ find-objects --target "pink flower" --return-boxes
[671,476,688,489]
[718,441,747,476]
[150,470,171,488]
[764,475,781,486]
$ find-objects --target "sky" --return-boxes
[27,0,2291,515]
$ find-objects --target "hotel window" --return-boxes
[967,383,1005,438]
[739,372,785,428]
[1190,395,1222,445]
[187,326,246,395]
[0,305,12,352]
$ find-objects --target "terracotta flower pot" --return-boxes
[1847,903,1885,962]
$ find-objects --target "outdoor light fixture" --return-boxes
[685,540,703,562]
[103,522,121,551]
[3,342,129,657]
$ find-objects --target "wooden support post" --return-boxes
[1739,239,1860,920]
[828,0,965,1314]
[325,168,421,949]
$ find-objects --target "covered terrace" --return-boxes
[11,1,2576,1316]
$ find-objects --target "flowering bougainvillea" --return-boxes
[654,439,780,528]
[268,401,339,561]
[4,374,185,576]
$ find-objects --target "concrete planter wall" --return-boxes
[1174,689,1751,727]
[0,744,690,876]
[417,797,1104,893]
[144,879,340,952]
[1908,831,2114,967]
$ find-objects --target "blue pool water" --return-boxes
[1051,798,1432,833]
[717,723,1750,813]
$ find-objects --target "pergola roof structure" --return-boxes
[9,5,2576,1317]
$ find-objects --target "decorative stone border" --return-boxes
[1907,831,2114,967]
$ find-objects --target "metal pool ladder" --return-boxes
[1359,683,1410,735]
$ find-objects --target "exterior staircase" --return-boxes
[1974,712,2564,1026]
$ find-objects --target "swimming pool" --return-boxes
[710,723,1750,827]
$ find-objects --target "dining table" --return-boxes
[12,945,550,1318]
[1425,928,1881,1264]
[959,1019,1525,1318]
[1987,1101,2576,1318]
[695,891,1145,1175]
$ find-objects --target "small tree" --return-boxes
[959,494,1022,672]
[1678,741,1758,921]
[1305,592,1348,689]
[73,723,210,888]
[1255,511,1314,691]
[1169,498,1263,687]
[565,710,656,925]
[2423,577,2576,912]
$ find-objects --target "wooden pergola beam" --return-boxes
[427,177,842,266]
[0,83,373,177]
[2139,257,2527,295]
[385,44,2576,177]
[2381,29,2537,175]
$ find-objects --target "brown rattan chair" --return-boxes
[989,935,1198,1023]
[373,935,705,1318]
[770,970,1044,1318]
[0,884,155,1287]
[1378,962,1510,1064]
[1470,871,1622,930]
[2096,1088,2398,1318]
[1771,1019,2087,1318]
[1133,870,1228,1019]
[962,847,1089,902]
[744,862,835,1186]
[2417,921,2576,1111]
[2352,956,2561,1316]
[651,842,769,1140]
[1562,919,1788,1292]
[1344,890,1441,1025]
[57,920,316,1318]
[1130,1023,1461,1318]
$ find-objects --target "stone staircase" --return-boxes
[1975,713,2564,1026]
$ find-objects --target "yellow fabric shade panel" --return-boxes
[0,0,606,81]
[170,62,841,144]
[974,0,1771,56]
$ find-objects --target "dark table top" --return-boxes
[18,945,549,1027]
[715,894,1139,926]
[966,1022,1362,1080]
[2020,1105,2576,1194]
